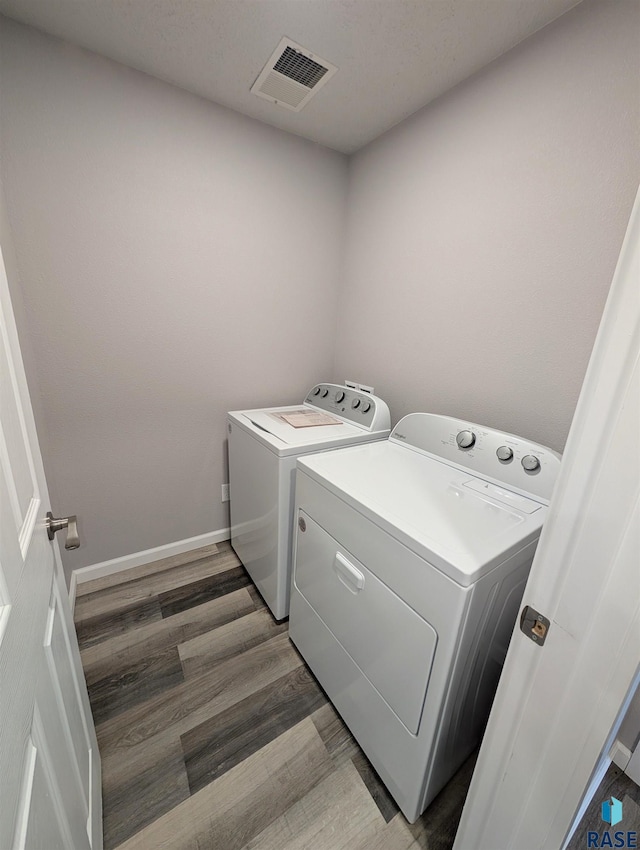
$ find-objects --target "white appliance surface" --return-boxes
[298,440,545,586]
[238,406,364,451]
[227,383,390,619]
[289,412,561,822]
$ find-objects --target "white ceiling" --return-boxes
[0,0,583,154]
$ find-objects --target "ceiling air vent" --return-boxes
[251,37,337,112]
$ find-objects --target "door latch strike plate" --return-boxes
[520,605,550,646]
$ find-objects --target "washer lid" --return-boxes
[297,440,547,586]
[229,406,388,456]
[246,409,361,445]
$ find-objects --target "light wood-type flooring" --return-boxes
[74,542,476,850]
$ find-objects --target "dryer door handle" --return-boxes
[333,552,365,593]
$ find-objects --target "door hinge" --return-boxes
[520,605,550,646]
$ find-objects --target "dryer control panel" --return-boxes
[305,384,390,432]
[390,413,562,504]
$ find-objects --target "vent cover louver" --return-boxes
[251,38,337,112]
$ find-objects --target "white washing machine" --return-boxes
[227,384,390,620]
[289,412,561,822]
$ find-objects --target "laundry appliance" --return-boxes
[289,413,561,821]
[227,384,390,619]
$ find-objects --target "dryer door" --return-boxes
[294,510,437,735]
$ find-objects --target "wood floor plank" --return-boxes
[313,703,399,822]
[81,588,255,682]
[76,542,222,598]
[311,702,360,768]
[351,749,400,823]
[74,550,242,624]
[103,740,190,850]
[158,565,251,618]
[349,812,419,850]
[88,646,184,726]
[96,634,302,759]
[241,760,383,850]
[247,584,268,612]
[101,730,185,800]
[178,608,288,678]
[404,751,477,850]
[76,597,163,650]
[114,718,334,850]
[182,664,326,793]
[621,794,640,831]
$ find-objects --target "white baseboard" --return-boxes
[68,570,78,612]
[609,739,633,771]
[625,743,640,786]
[70,528,231,603]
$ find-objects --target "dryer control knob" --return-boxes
[456,430,476,449]
[522,454,541,472]
[336,391,345,403]
[312,387,321,395]
[497,446,514,462]
[361,401,372,413]
[321,388,329,398]
[351,398,361,409]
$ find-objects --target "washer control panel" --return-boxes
[305,384,390,432]
[391,413,562,503]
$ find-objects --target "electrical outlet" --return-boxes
[221,483,230,502]
[345,379,358,390]
[359,384,374,395]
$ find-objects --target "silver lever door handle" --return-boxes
[46,512,80,550]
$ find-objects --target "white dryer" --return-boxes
[289,413,561,822]
[227,384,390,620]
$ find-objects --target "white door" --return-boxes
[453,187,640,850]
[0,244,102,849]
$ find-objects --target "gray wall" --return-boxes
[0,18,348,576]
[335,0,640,452]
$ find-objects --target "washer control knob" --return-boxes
[456,430,476,449]
[321,388,329,398]
[496,446,514,462]
[351,398,361,409]
[361,401,372,413]
[522,454,541,472]
[335,391,345,403]
[312,387,321,395]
